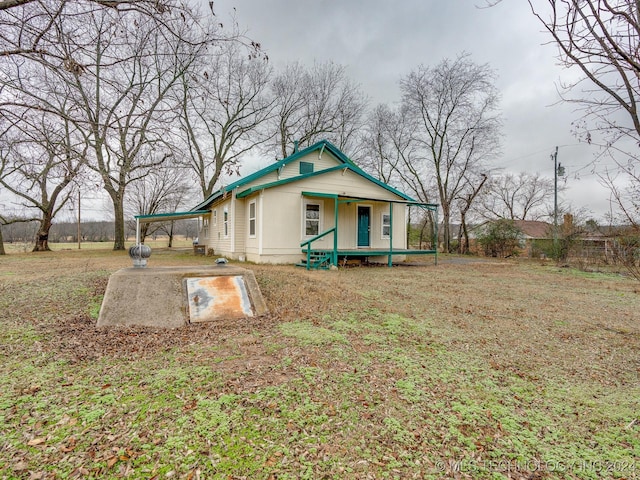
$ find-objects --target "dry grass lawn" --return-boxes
[0,248,638,479]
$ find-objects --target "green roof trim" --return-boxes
[135,210,210,223]
[191,139,420,210]
[302,191,437,208]
[301,191,339,199]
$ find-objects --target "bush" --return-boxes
[477,220,522,258]
[609,234,640,281]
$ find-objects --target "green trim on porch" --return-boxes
[299,191,437,270]
[135,210,210,223]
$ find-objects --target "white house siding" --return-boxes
[237,151,347,193]
[335,201,406,249]
[255,189,312,263]
[337,202,356,247]
[273,151,338,182]
[234,196,246,260]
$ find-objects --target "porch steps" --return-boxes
[296,250,332,270]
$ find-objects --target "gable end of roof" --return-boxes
[191,139,413,210]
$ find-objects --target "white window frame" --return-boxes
[248,200,257,238]
[303,201,322,238]
[203,217,209,240]
[381,212,391,239]
[223,206,229,238]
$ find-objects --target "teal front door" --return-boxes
[357,206,370,247]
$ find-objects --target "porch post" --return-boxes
[434,207,439,266]
[388,202,393,267]
[333,197,338,266]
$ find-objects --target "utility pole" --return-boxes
[552,146,565,257]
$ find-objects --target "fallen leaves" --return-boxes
[26,438,46,446]
[21,385,41,395]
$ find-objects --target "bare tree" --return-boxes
[457,172,489,254]
[400,53,501,252]
[269,61,368,158]
[360,104,410,186]
[125,165,193,244]
[0,107,85,251]
[527,1,640,151]
[600,162,640,225]
[1,1,218,249]
[178,41,273,200]
[522,1,640,226]
[480,172,556,221]
[0,0,175,57]
[0,0,167,11]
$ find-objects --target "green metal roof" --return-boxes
[302,191,438,209]
[191,139,418,210]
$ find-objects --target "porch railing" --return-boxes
[300,227,336,270]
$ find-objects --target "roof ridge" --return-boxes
[191,140,414,211]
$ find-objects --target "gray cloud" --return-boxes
[205,0,617,219]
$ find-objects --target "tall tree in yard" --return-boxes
[360,104,421,190]
[269,61,368,159]
[0,107,85,251]
[125,165,193,244]
[480,172,556,221]
[0,1,219,250]
[178,41,273,200]
[526,0,640,225]
[399,54,501,252]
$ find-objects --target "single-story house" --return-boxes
[136,140,438,268]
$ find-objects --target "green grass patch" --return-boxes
[279,321,348,346]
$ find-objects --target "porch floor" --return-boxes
[310,248,437,257]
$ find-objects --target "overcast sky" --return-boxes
[204,0,618,220]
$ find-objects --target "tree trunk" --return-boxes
[112,195,126,250]
[441,207,451,253]
[0,225,5,255]
[140,223,149,244]
[460,213,470,254]
[167,221,174,248]
[32,213,53,252]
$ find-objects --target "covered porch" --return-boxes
[299,191,438,269]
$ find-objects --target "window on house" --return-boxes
[299,161,314,174]
[203,218,209,239]
[223,207,229,237]
[249,201,256,237]
[305,203,320,236]
[213,209,217,226]
[382,213,391,239]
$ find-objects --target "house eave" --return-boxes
[135,210,210,224]
[190,139,415,211]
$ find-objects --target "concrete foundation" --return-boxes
[97,265,268,328]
